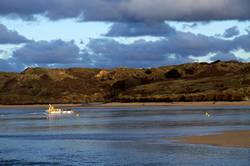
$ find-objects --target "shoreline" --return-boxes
[101,101,250,107]
[176,130,250,148]
[1,101,250,109]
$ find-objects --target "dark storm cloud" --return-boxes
[12,40,82,65]
[84,33,217,67]
[2,29,250,71]
[0,0,249,21]
[5,39,93,71]
[0,0,124,21]
[99,31,237,61]
[86,30,250,67]
[86,38,193,68]
[163,32,234,56]
[0,59,12,71]
[210,53,239,61]
[105,22,176,37]
[0,24,30,44]
[222,26,240,38]
[233,32,250,52]
[0,58,24,72]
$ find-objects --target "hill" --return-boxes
[0,60,249,104]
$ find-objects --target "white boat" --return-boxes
[46,104,75,115]
[205,112,211,117]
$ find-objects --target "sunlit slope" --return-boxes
[0,61,249,104]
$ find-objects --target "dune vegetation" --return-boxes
[0,60,249,104]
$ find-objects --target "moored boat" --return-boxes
[47,104,75,115]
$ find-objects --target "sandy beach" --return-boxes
[101,101,250,107]
[1,101,250,109]
[177,131,250,148]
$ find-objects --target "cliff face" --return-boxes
[0,61,250,104]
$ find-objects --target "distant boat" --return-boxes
[46,104,75,115]
[205,112,211,117]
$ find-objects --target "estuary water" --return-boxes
[0,106,249,166]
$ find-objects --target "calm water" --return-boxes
[0,106,249,166]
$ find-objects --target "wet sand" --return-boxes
[177,131,250,148]
[1,101,250,109]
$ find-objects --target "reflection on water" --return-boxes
[0,106,250,165]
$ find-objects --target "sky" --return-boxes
[0,0,250,72]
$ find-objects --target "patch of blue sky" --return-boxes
[0,44,23,59]
[232,49,250,60]
[0,16,109,46]
[190,50,250,62]
[102,20,250,44]
[1,16,249,62]
[169,20,250,37]
[189,54,212,62]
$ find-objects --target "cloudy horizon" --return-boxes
[0,0,250,72]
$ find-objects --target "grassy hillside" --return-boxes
[0,60,249,104]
